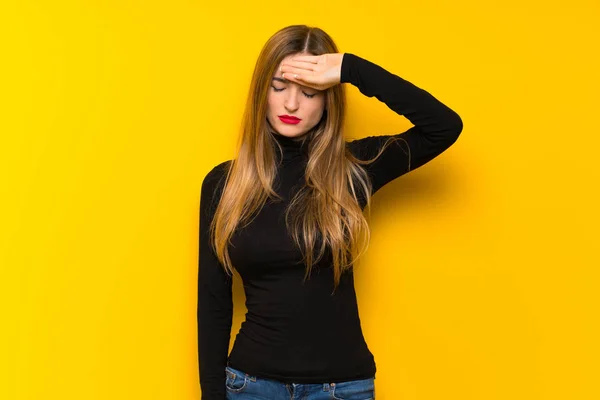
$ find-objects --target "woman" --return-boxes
[198,25,463,400]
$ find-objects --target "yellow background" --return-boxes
[1,1,598,399]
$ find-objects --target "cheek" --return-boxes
[267,95,278,112]
[311,102,326,119]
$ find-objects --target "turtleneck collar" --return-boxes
[271,131,311,164]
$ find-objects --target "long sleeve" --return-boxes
[197,163,233,400]
[343,52,463,194]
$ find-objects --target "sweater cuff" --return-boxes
[340,52,358,84]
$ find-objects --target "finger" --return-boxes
[281,72,301,82]
[282,60,315,72]
[281,65,313,77]
[291,55,319,64]
[282,74,323,91]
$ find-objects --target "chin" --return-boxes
[276,125,302,135]
[282,129,310,138]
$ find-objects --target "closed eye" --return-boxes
[271,86,316,99]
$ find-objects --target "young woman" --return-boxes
[198,25,463,400]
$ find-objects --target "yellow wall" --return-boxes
[1,1,598,399]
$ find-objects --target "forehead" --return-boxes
[279,53,306,65]
[275,53,312,73]
[278,56,291,66]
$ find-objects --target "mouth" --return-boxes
[278,115,301,125]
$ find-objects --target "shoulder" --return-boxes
[200,160,232,217]
[201,160,232,196]
[202,160,232,185]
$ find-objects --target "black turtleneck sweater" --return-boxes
[198,53,463,399]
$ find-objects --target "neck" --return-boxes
[270,131,311,163]
[273,132,308,142]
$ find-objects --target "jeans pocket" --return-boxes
[331,377,375,400]
[225,366,248,393]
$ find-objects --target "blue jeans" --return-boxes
[225,365,376,399]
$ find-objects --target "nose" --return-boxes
[283,86,300,112]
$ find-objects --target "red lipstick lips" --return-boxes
[278,115,301,125]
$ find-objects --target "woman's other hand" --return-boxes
[280,53,344,91]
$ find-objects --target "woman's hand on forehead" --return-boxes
[280,53,344,91]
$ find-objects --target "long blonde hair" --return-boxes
[209,25,402,292]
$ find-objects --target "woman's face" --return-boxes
[266,53,326,141]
